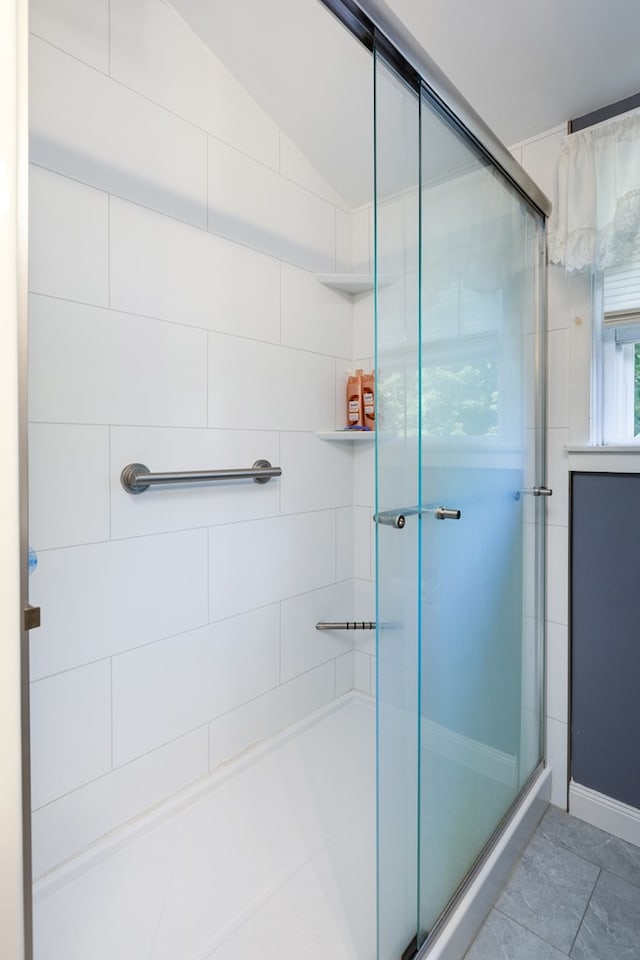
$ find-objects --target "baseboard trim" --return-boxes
[417,766,551,960]
[569,781,640,847]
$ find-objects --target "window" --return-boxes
[598,261,640,442]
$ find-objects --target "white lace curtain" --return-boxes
[549,109,640,273]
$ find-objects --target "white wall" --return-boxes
[27,0,375,879]
[0,0,27,956]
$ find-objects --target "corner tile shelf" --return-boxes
[314,273,394,295]
[316,430,375,442]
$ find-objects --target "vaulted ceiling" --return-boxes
[172,0,640,207]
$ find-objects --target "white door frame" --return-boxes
[0,0,30,957]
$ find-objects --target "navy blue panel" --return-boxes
[571,472,640,809]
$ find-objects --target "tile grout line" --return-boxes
[32,578,354,684]
[31,35,352,215]
[205,329,209,426]
[29,158,352,280]
[206,526,211,625]
[277,601,283,686]
[33,722,211,816]
[33,505,346,555]
[109,656,114,771]
[206,133,209,230]
[567,866,601,956]
[29,289,353,362]
[108,424,112,539]
[492,907,573,957]
[536,822,623,874]
[538,813,640,889]
[107,195,111,308]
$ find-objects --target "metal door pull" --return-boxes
[522,486,553,497]
[432,507,461,520]
[374,506,461,527]
[373,511,407,528]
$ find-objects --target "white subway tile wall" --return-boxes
[208,662,337,770]
[29,165,109,306]
[28,0,376,876]
[280,582,354,682]
[109,0,280,171]
[547,328,570,430]
[29,295,209,428]
[30,661,112,809]
[30,36,208,227]
[31,727,209,878]
[30,0,109,74]
[109,197,282,342]
[29,423,110,551]
[112,607,282,765]
[280,262,352,359]
[545,621,569,725]
[29,530,210,680]
[207,135,336,272]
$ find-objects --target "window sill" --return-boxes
[567,444,640,472]
[567,444,640,453]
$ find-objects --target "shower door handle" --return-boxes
[373,510,408,529]
[431,506,461,520]
[373,506,461,528]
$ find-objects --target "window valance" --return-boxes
[549,109,640,273]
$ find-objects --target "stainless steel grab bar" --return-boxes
[121,459,281,494]
[316,621,376,631]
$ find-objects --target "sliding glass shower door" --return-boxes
[374,53,421,960]
[375,52,546,960]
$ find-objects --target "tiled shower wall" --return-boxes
[27,0,375,879]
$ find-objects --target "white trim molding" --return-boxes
[0,0,29,958]
[570,781,640,847]
[567,445,640,473]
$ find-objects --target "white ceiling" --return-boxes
[387,0,640,146]
[172,0,640,208]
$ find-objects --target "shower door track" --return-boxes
[317,0,551,220]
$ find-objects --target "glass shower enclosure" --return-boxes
[374,44,547,960]
[23,2,548,959]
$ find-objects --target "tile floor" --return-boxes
[465,805,640,960]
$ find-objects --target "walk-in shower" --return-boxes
[24,1,550,958]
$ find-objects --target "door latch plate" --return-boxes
[24,605,41,631]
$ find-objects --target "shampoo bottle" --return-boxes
[362,370,375,431]
[346,369,364,428]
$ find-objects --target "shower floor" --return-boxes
[33,695,377,960]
